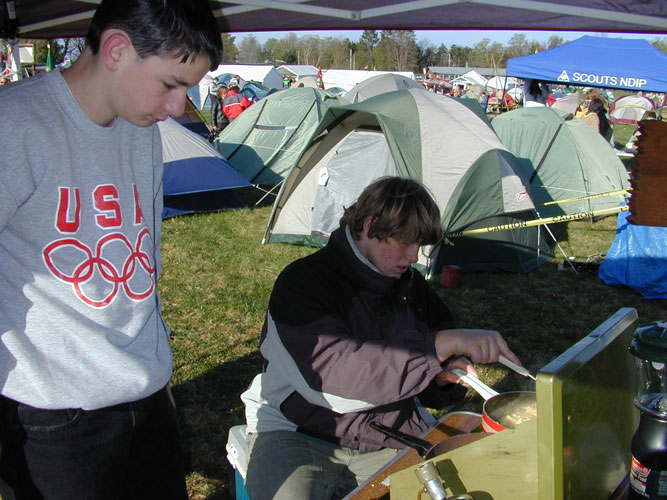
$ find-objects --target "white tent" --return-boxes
[609,94,657,125]
[294,76,320,88]
[276,65,319,80]
[486,76,520,90]
[322,70,415,92]
[550,93,580,114]
[451,70,488,89]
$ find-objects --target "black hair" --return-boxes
[86,0,222,71]
[529,79,542,96]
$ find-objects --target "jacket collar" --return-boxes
[329,226,413,296]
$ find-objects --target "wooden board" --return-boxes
[628,120,667,227]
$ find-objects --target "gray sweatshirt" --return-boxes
[0,69,172,410]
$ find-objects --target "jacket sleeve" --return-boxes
[263,263,444,414]
[406,271,469,409]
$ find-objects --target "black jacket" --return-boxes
[242,227,466,452]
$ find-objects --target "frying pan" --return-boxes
[453,369,537,433]
[369,422,487,459]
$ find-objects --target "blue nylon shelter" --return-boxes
[507,36,667,93]
[599,209,667,299]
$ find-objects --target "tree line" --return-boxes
[5,31,667,74]
[227,30,667,72]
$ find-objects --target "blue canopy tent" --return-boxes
[507,36,667,93]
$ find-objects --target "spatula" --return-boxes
[498,354,537,381]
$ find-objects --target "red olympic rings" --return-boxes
[43,228,155,308]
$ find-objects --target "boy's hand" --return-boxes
[434,329,521,366]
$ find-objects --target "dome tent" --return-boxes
[158,118,251,218]
[491,107,630,219]
[216,87,344,186]
[264,89,554,273]
[344,73,425,103]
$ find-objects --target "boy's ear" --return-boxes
[101,31,132,71]
[362,215,374,237]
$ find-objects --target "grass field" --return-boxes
[159,206,666,499]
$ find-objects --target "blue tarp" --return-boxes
[507,36,667,93]
[599,209,667,299]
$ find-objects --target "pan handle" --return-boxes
[451,369,499,401]
[369,422,432,458]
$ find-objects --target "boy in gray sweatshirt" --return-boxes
[0,1,222,498]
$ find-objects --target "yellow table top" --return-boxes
[390,419,538,500]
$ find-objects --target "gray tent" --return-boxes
[344,73,425,103]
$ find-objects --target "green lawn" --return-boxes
[159,207,665,499]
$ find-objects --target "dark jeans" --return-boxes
[0,387,188,500]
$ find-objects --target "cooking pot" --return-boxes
[453,369,537,433]
[369,422,487,459]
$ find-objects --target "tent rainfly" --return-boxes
[265,89,554,273]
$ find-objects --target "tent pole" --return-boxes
[544,222,577,272]
[254,179,284,206]
[534,207,577,272]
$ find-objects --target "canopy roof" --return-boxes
[3,0,667,39]
[507,35,667,92]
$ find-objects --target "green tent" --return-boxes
[216,87,344,186]
[265,89,554,273]
[491,107,630,218]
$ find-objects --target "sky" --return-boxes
[236,29,665,47]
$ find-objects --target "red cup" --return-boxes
[440,265,462,288]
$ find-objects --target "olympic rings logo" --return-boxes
[43,228,156,308]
